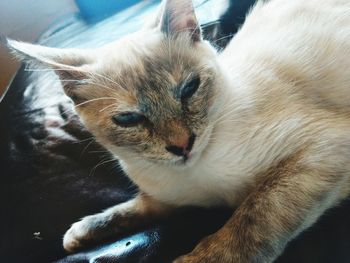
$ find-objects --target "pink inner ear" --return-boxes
[160,0,201,41]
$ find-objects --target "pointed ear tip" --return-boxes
[1,38,35,63]
[1,38,35,52]
[0,37,22,53]
[0,35,10,48]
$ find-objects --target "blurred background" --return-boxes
[0,0,79,94]
[0,0,156,96]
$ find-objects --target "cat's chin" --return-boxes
[173,153,198,167]
[144,148,201,168]
[147,156,196,168]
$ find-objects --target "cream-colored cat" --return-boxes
[6,0,350,262]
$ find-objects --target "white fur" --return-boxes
[120,0,350,207]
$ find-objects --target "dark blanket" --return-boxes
[1,1,350,262]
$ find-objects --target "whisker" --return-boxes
[79,139,96,159]
[36,76,122,98]
[88,150,111,154]
[74,97,117,108]
[212,34,235,44]
[59,79,82,83]
[24,67,56,72]
[59,97,118,116]
[24,67,127,90]
[73,137,95,144]
[89,157,117,177]
[99,102,119,113]
[84,80,121,95]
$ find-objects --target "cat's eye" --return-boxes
[112,112,146,128]
[180,76,200,100]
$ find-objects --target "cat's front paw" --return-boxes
[173,233,233,263]
[174,251,229,263]
[173,247,221,263]
[63,224,83,253]
[173,254,209,263]
[63,214,105,253]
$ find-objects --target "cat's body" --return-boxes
[124,0,350,209]
[6,0,350,262]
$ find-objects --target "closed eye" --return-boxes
[180,76,200,100]
[112,112,146,128]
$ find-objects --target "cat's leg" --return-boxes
[63,193,171,253]
[174,164,345,263]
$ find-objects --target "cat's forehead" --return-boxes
[92,33,216,115]
[101,37,199,90]
[117,55,189,116]
[102,33,203,76]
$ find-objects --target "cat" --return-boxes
[5,0,350,262]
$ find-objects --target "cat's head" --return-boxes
[6,0,224,167]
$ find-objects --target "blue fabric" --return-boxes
[38,0,226,49]
[75,0,144,23]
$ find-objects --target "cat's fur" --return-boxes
[5,0,350,262]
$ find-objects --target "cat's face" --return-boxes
[83,35,219,166]
[7,0,222,166]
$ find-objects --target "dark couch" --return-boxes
[1,1,350,262]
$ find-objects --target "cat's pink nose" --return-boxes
[172,135,190,149]
[165,133,196,158]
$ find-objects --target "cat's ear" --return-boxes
[5,39,94,103]
[158,0,201,42]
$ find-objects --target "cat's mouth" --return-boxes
[174,152,196,166]
[172,126,213,167]
[137,127,213,167]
